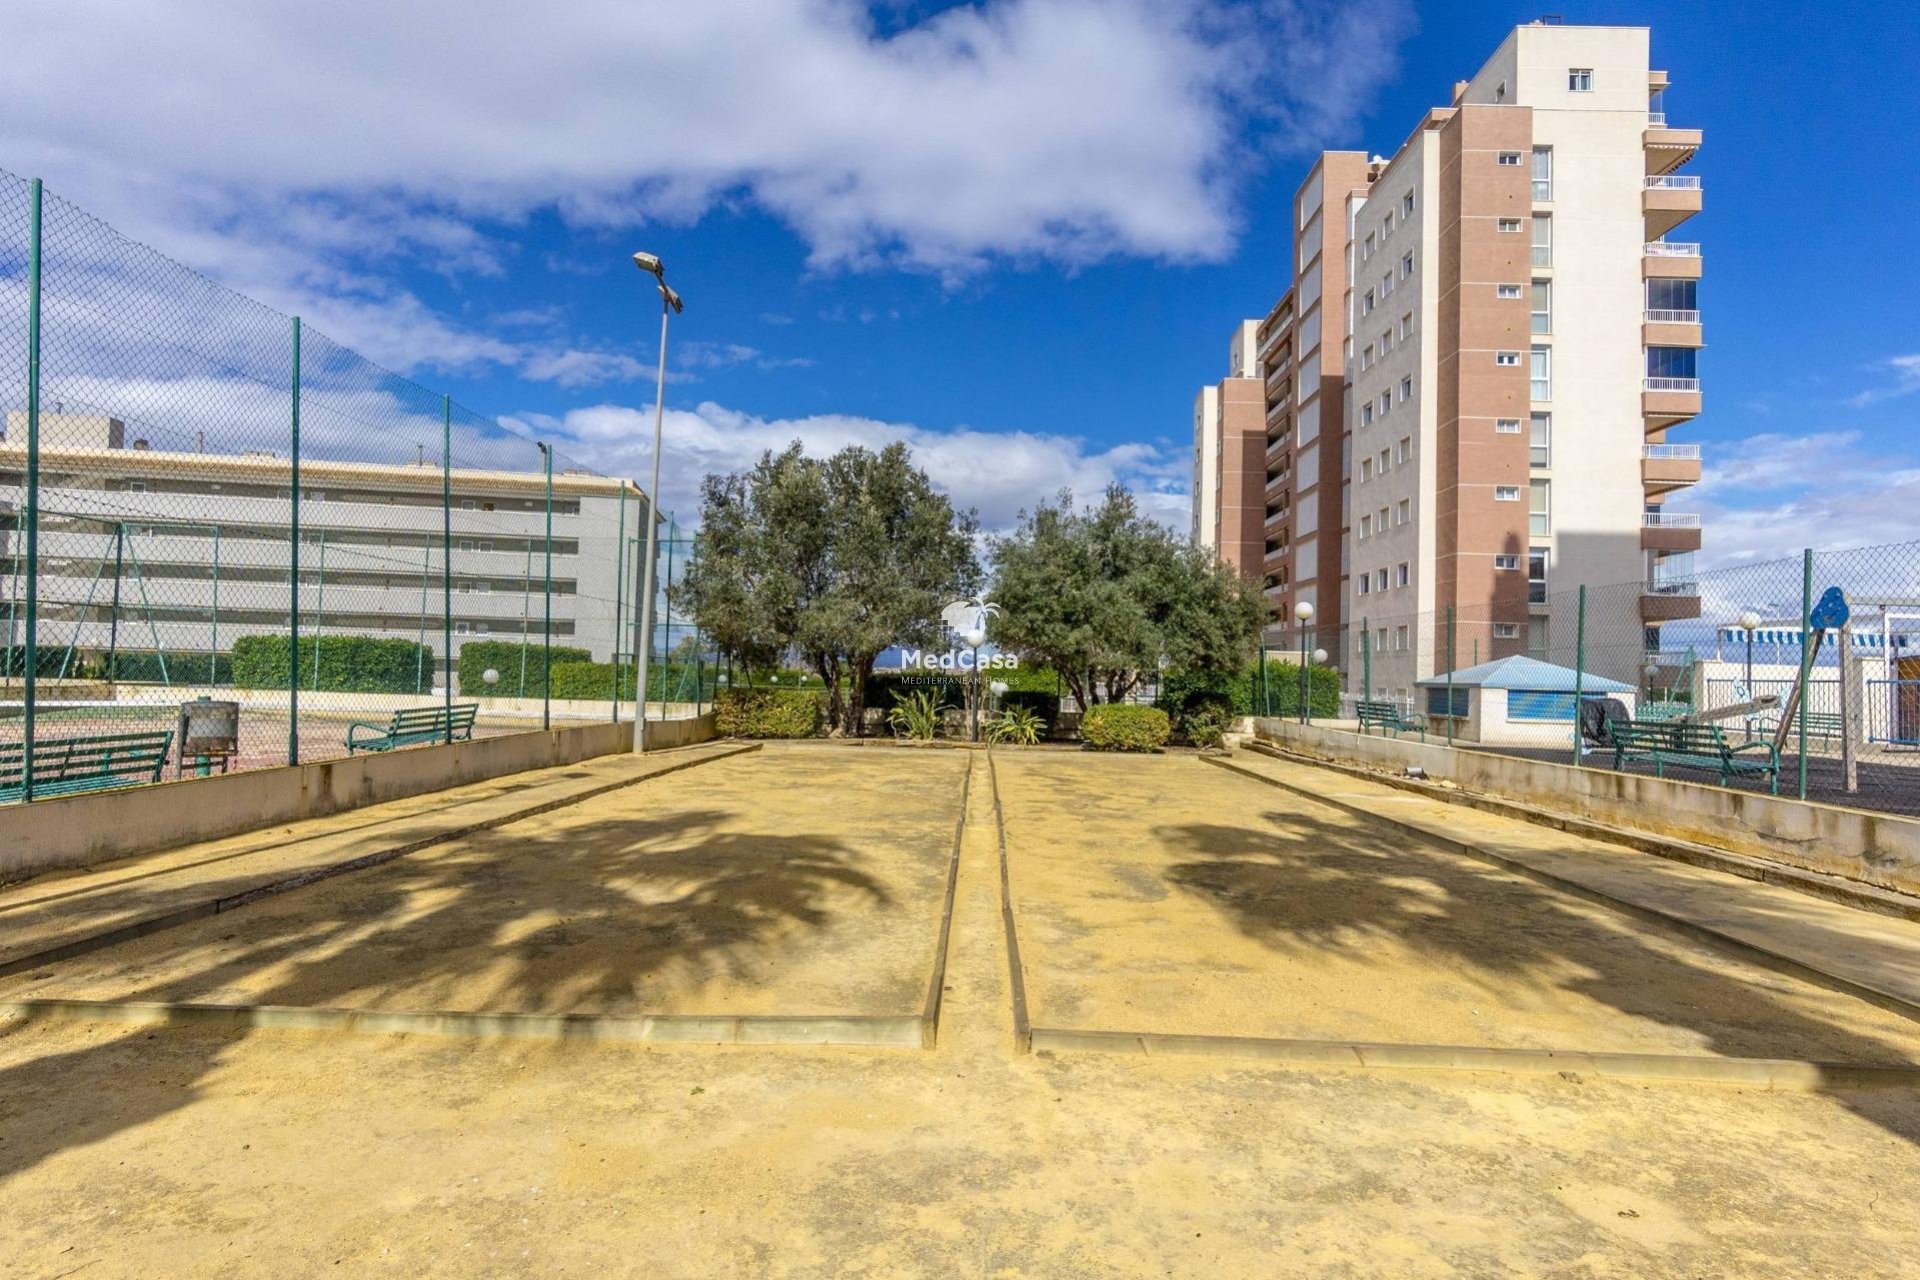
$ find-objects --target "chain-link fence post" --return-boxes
[1798,547,1813,800]
[1572,584,1587,764]
[540,442,553,732]
[1445,605,1455,746]
[611,483,627,723]
[287,315,301,767]
[20,177,42,800]
[441,395,453,744]
[1361,618,1371,705]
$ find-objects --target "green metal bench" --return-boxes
[1611,719,1779,793]
[1357,699,1426,741]
[346,703,479,755]
[0,729,175,803]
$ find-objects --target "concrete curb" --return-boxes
[984,751,1034,1052]
[918,753,974,1048]
[0,742,760,981]
[0,997,925,1048]
[1205,751,1920,1024]
[1027,1026,1920,1091]
[1244,738,1920,923]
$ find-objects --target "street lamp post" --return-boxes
[1293,600,1314,725]
[1738,608,1763,740]
[1309,648,1328,724]
[630,252,684,754]
[964,627,986,742]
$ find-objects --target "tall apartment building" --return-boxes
[1194,21,1702,689]
[1,413,650,684]
[1190,320,1265,575]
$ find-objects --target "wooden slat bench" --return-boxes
[346,703,479,755]
[1357,699,1426,741]
[0,729,175,802]
[1610,719,1780,793]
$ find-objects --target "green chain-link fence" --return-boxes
[0,171,709,803]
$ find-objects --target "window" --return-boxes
[1401,251,1413,279]
[1381,329,1392,354]
[1569,68,1593,92]
[455,621,471,635]
[1528,547,1549,603]
[1362,290,1374,315]
[1529,479,1551,535]
[1399,314,1412,341]
[1531,147,1553,200]
[1402,191,1415,217]
[1495,485,1521,502]
[1497,283,1522,300]
[1530,412,1552,467]
[1647,346,1699,381]
[1495,350,1521,367]
[1362,402,1374,426]
[1494,553,1520,570]
[1396,437,1411,464]
[1377,449,1390,472]
[1493,623,1520,640]
[1495,418,1521,434]
[1531,280,1552,334]
[1396,562,1410,588]
[1360,512,1373,536]
[1647,277,1699,317]
[1358,572,1371,595]
[1379,393,1391,417]
[1497,151,1523,166]
[1400,375,1413,400]
[1530,346,1552,400]
[1381,271,1393,297]
[1376,568,1388,591]
[1427,686,1470,719]
[1364,232,1375,259]
[1396,498,1410,524]
[1498,218,1522,233]
[1395,625,1409,652]
[128,480,148,493]
[1531,214,1552,267]
[1361,459,1374,483]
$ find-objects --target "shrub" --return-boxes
[885,688,949,740]
[1159,661,1339,720]
[1081,704,1170,752]
[545,660,715,702]
[231,635,434,693]
[714,688,824,738]
[986,705,1044,746]
[455,641,592,698]
[1182,703,1231,750]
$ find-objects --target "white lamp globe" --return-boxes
[768,674,778,684]
[1739,609,1762,632]
[990,680,1009,697]
[1294,600,1315,622]
[482,668,499,686]
[1312,648,1328,664]
[963,628,986,649]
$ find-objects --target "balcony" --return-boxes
[1641,509,1702,553]
[1644,175,1702,238]
[1641,580,1702,622]
[1643,307,1703,348]
[1643,376,1702,429]
[1643,241,1702,279]
[1641,444,1701,494]
[1644,118,1702,175]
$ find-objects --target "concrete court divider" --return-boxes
[2,714,718,882]
[1250,717,1920,899]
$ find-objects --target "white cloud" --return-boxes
[517,399,1187,533]
[1849,354,1920,407]
[1694,431,1920,568]
[0,0,1408,285]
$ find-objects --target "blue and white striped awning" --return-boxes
[1718,628,1914,650]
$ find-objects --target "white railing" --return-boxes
[1643,511,1701,528]
[1644,241,1701,256]
[1645,309,1701,324]
[1645,376,1700,392]
[1646,174,1702,190]
[1643,444,1701,460]
[1647,111,1668,126]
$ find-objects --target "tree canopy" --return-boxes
[675,441,979,734]
[986,485,1265,708]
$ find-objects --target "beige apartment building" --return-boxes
[1193,21,1703,692]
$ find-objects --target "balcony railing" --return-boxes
[1645,376,1700,392]
[1646,579,1699,596]
[1644,241,1701,256]
[1647,111,1668,126]
[1643,444,1701,460]
[1646,174,1702,190]
[1642,512,1701,528]
[1645,309,1700,324]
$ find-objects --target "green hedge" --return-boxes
[230,635,434,693]
[455,641,591,697]
[1081,704,1170,752]
[108,650,233,684]
[1159,661,1339,721]
[714,688,824,738]
[545,660,716,702]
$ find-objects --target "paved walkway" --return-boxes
[0,743,749,977]
[1213,749,1920,1018]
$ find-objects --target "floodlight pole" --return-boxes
[631,257,680,753]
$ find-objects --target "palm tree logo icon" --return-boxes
[940,595,1001,642]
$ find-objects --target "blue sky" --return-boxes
[3,0,1915,567]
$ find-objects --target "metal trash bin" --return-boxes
[178,697,241,778]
